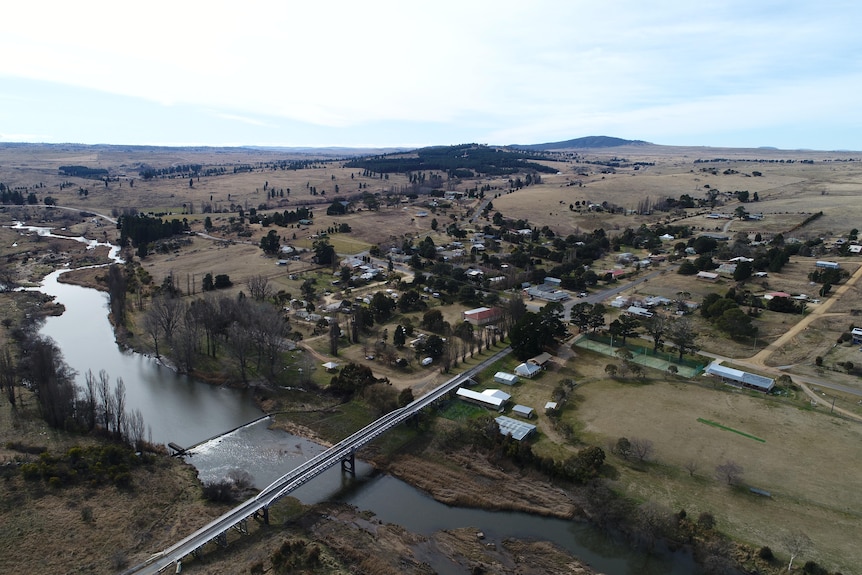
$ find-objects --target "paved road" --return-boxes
[121,346,512,575]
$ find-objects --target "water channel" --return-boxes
[18,221,702,575]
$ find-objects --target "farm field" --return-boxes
[574,375,862,574]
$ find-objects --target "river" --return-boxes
[20,222,702,575]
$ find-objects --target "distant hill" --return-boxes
[517,136,651,151]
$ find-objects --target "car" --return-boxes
[421,357,433,366]
[578,292,587,298]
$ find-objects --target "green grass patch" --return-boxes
[697,418,766,443]
[438,400,486,422]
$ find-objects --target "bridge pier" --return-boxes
[255,506,270,525]
[234,518,248,535]
[214,532,228,548]
[340,447,356,475]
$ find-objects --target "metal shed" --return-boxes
[495,416,537,441]
[494,371,519,386]
[512,404,534,419]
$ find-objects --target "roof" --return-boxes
[544,401,558,410]
[456,388,506,408]
[484,389,511,401]
[697,271,719,280]
[512,404,534,417]
[515,362,542,377]
[494,372,519,384]
[705,362,774,391]
[322,361,340,370]
[495,416,537,441]
[529,352,553,365]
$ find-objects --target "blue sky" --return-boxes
[2,1,861,150]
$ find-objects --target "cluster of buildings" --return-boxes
[453,352,559,441]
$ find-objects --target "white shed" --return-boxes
[494,372,519,386]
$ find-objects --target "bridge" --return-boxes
[122,346,512,574]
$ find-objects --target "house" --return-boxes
[462,307,502,326]
[512,404,535,419]
[544,401,558,412]
[626,305,654,318]
[515,362,542,378]
[716,263,738,276]
[524,278,570,302]
[659,233,675,241]
[696,271,719,281]
[529,352,553,367]
[705,362,774,392]
[494,415,536,441]
[456,388,511,411]
[494,372,519,386]
[849,245,862,254]
[763,291,791,300]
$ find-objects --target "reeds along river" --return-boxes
[25,222,702,575]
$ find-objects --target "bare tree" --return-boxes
[667,317,699,362]
[227,321,254,384]
[246,274,272,302]
[142,308,163,358]
[684,459,699,477]
[779,530,812,572]
[715,460,744,485]
[149,295,184,344]
[113,378,127,441]
[106,264,127,326]
[630,437,654,462]
[0,346,17,407]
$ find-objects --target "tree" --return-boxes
[666,317,698,361]
[313,239,335,265]
[393,325,406,348]
[630,437,654,462]
[329,319,341,356]
[370,292,396,322]
[260,230,280,255]
[780,530,812,573]
[421,309,447,333]
[247,275,272,301]
[715,460,743,485]
[642,314,666,353]
[733,260,753,282]
[614,437,632,460]
[715,307,758,339]
[106,264,127,326]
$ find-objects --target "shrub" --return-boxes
[758,546,774,560]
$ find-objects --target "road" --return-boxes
[121,346,512,575]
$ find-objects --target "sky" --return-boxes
[2,1,861,151]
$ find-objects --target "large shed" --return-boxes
[495,416,537,441]
[705,362,774,392]
[456,388,511,411]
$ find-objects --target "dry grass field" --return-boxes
[573,374,862,574]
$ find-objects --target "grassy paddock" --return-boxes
[574,376,862,573]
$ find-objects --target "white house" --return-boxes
[515,362,542,378]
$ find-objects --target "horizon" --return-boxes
[3,1,862,151]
